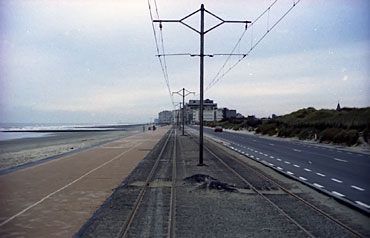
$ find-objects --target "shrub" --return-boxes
[257,123,277,135]
[319,128,341,143]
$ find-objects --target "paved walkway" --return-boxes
[0,126,170,238]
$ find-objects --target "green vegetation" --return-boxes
[205,107,370,146]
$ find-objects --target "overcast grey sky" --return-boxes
[0,0,369,124]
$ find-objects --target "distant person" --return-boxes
[153,125,156,131]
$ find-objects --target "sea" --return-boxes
[0,123,131,142]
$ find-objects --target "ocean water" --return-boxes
[0,123,130,141]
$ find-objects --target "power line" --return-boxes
[206,0,302,91]
[148,0,174,107]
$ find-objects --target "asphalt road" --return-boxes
[189,126,370,213]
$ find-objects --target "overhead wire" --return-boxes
[206,0,302,91]
[148,0,175,107]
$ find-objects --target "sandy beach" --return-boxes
[0,125,144,171]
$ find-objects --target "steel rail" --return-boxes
[201,140,314,238]
[168,129,177,237]
[185,128,363,238]
[117,128,174,238]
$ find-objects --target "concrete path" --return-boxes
[0,126,170,238]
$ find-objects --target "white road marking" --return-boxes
[256,157,260,160]
[355,201,370,209]
[270,156,274,159]
[331,178,343,183]
[269,143,275,146]
[351,185,365,191]
[299,177,307,181]
[259,152,263,155]
[313,183,324,188]
[253,140,257,142]
[250,155,254,158]
[264,154,268,157]
[293,149,301,152]
[358,154,363,157]
[304,168,311,172]
[346,152,352,155]
[293,164,300,168]
[333,158,348,162]
[332,191,345,197]
[284,161,291,164]
[287,171,294,175]
[277,167,283,170]
[316,173,326,177]
[277,158,282,161]
[0,144,140,227]
[269,163,274,166]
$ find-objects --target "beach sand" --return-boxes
[0,126,144,171]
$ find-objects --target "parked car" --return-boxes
[214,126,223,132]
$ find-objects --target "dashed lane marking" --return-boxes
[355,201,370,209]
[331,178,343,183]
[334,158,348,162]
[351,185,365,191]
[287,171,294,175]
[270,156,274,159]
[277,158,282,161]
[277,167,283,170]
[332,191,345,197]
[304,168,311,172]
[299,177,307,181]
[284,161,291,164]
[264,154,268,157]
[316,173,326,177]
[313,183,324,188]
[269,143,275,146]
[293,164,300,168]
[293,149,301,152]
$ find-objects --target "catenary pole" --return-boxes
[182,88,185,136]
[153,5,250,166]
[172,88,196,136]
[199,4,205,165]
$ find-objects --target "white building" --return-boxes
[158,110,172,125]
[192,108,223,123]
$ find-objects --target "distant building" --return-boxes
[187,99,217,110]
[336,101,341,111]
[158,110,172,125]
[222,108,237,120]
[193,108,223,123]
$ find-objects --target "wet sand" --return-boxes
[0,125,144,171]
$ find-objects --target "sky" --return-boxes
[0,0,369,124]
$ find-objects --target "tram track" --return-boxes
[186,129,364,237]
[117,128,177,238]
